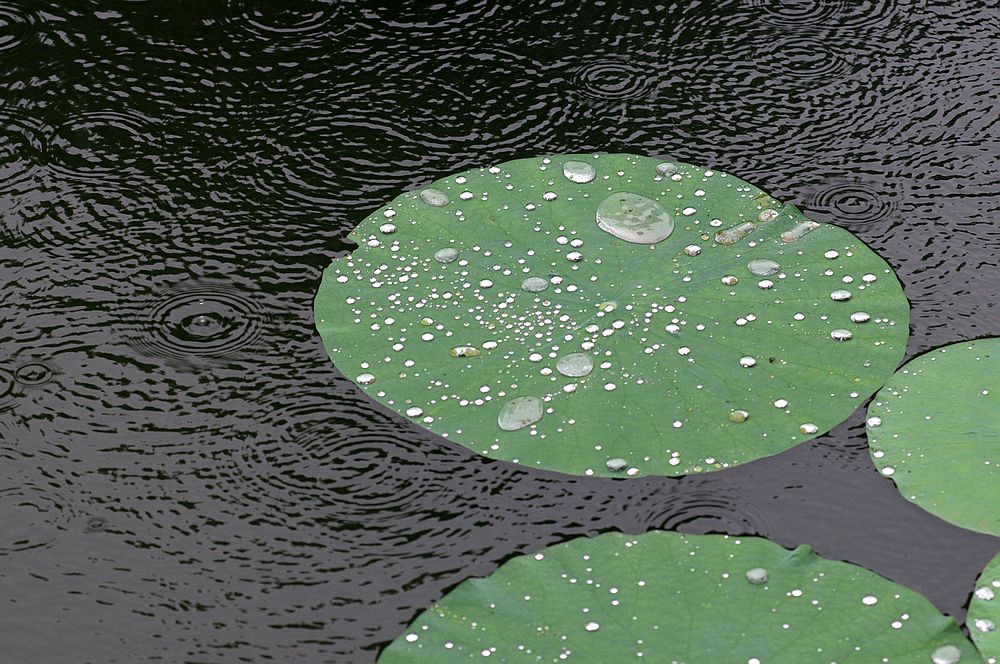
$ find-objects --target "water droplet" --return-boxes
[882,466,896,476]
[746,568,768,585]
[862,273,877,283]
[479,279,494,288]
[434,248,459,263]
[596,192,675,244]
[584,621,601,632]
[450,345,482,358]
[830,329,853,341]
[721,275,738,286]
[974,618,996,632]
[498,396,544,431]
[830,289,852,301]
[862,595,878,605]
[419,188,450,207]
[780,220,821,242]
[729,409,749,423]
[606,458,628,472]
[800,423,819,434]
[356,372,375,385]
[850,311,871,324]
[739,356,757,368]
[379,223,397,234]
[757,209,779,222]
[758,279,774,290]
[520,277,549,292]
[556,353,595,377]
[420,317,434,326]
[824,250,840,259]
[975,587,995,601]
[566,251,584,262]
[715,221,756,245]
[564,160,597,184]
[931,644,963,664]
[406,406,424,418]
[405,634,419,643]
[867,416,882,428]
[747,259,780,276]
[774,399,789,408]
[684,244,701,256]
[655,161,678,176]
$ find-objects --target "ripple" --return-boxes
[222,0,349,48]
[743,0,921,30]
[751,35,854,83]
[568,55,659,102]
[801,175,906,233]
[356,0,499,31]
[234,400,449,523]
[13,361,55,386]
[47,110,157,181]
[0,481,71,555]
[0,3,34,55]
[123,281,265,365]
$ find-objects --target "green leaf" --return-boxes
[316,153,909,477]
[378,531,977,663]
[968,551,1000,661]
[867,338,1000,536]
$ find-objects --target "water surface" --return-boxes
[1,1,999,661]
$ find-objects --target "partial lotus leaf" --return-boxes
[867,338,1000,535]
[316,153,909,477]
[378,531,976,663]
[968,551,1000,662]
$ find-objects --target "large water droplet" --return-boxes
[449,345,482,358]
[556,353,594,377]
[729,409,749,423]
[746,568,768,584]
[975,586,995,601]
[356,372,375,385]
[830,289,852,301]
[747,259,780,276]
[498,396,544,431]
[655,161,678,176]
[780,220,822,242]
[606,458,628,472]
[974,618,996,632]
[715,222,756,245]
[596,192,674,244]
[419,188,450,207]
[930,645,962,664]
[584,621,601,632]
[563,160,596,184]
[830,329,853,341]
[434,248,459,263]
[520,277,549,292]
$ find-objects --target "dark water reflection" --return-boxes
[1,1,999,661]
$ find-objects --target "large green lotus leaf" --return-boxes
[968,551,1000,662]
[378,531,977,663]
[867,338,1000,535]
[316,153,909,477]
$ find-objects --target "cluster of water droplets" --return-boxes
[320,154,907,477]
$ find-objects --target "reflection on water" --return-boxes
[1,0,999,661]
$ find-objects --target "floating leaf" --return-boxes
[968,551,1000,662]
[315,154,909,477]
[867,338,1000,535]
[378,531,976,663]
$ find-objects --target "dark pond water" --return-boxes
[2,1,999,661]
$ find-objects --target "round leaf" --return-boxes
[378,531,976,663]
[316,153,909,477]
[968,551,1000,662]
[867,338,1000,535]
